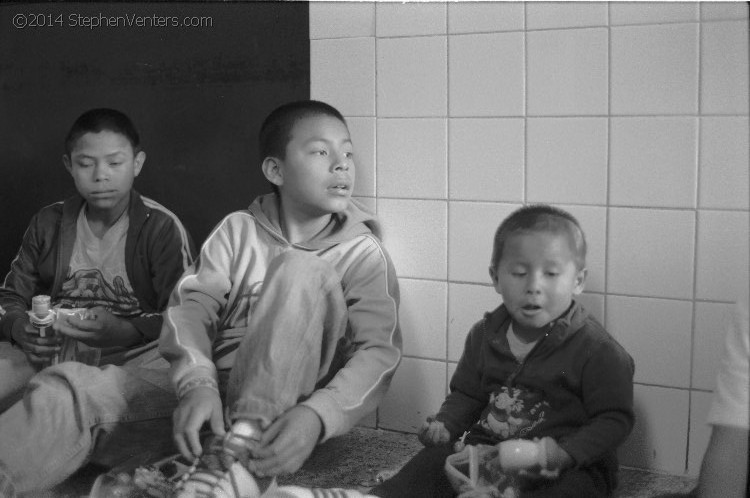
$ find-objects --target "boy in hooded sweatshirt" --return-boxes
[159,100,402,497]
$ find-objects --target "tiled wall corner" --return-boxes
[311,1,750,475]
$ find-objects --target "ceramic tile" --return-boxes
[377,37,447,117]
[377,199,447,280]
[448,202,521,284]
[607,295,692,388]
[377,118,447,199]
[447,362,457,389]
[610,2,699,25]
[695,210,750,302]
[701,20,749,115]
[353,196,376,214]
[688,391,713,476]
[309,2,375,39]
[449,32,524,117]
[577,293,605,324]
[348,117,375,198]
[527,118,608,205]
[611,24,698,115]
[448,2,524,33]
[559,205,607,294]
[527,2,608,29]
[699,117,750,210]
[701,2,749,21]
[618,385,689,474]
[527,28,607,116]
[378,357,446,433]
[398,278,448,360]
[448,118,524,202]
[358,410,377,429]
[693,302,735,391]
[311,38,375,117]
[610,117,698,208]
[607,208,695,299]
[448,283,500,361]
[376,2,446,37]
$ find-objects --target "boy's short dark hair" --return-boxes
[258,100,346,162]
[64,108,140,156]
[490,204,587,270]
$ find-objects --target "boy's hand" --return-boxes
[248,405,322,477]
[11,318,62,367]
[517,437,572,480]
[173,386,225,460]
[418,416,451,447]
[54,306,141,348]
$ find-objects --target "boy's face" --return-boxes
[269,114,355,218]
[63,130,144,216]
[490,231,586,333]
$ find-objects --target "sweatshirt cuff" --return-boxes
[175,365,219,400]
[300,390,346,443]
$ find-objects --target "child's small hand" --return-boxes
[11,317,63,368]
[540,437,573,472]
[418,416,451,446]
[516,437,572,480]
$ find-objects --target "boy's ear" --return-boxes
[573,268,587,295]
[488,265,498,285]
[133,151,146,177]
[262,157,283,187]
[62,154,72,173]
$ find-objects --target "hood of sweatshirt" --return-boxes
[247,193,382,250]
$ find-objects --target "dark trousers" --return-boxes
[370,445,613,498]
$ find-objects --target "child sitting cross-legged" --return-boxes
[371,204,634,498]
[159,100,402,498]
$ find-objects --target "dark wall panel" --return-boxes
[0,2,309,271]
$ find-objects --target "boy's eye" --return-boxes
[511,272,526,277]
[313,149,328,156]
[344,151,354,159]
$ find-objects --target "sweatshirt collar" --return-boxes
[248,193,380,250]
[485,299,587,348]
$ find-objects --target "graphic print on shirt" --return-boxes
[479,386,550,439]
[58,268,140,316]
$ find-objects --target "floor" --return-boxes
[35,427,698,497]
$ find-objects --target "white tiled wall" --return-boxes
[310,1,750,476]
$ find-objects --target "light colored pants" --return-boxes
[0,342,36,413]
[0,251,348,494]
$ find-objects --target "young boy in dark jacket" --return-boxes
[0,108,195,494]
[372,204,634,498]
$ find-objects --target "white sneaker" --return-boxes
[174,421,264,498]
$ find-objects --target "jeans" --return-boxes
[0,251,349,494]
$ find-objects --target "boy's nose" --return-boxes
[525,274,542,293]
[93,163,109,181]
[333,159,350,172]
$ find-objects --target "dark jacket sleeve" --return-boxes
[0,213,50,342]
[435,320,489,438]
[130,212,195,341]
[559,337,635,467]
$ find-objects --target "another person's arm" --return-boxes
[159,215,238,458]
[696,300,749,498]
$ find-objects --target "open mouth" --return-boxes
[521,304,543,314]
[329,184,351,194]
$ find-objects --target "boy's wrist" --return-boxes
[178,376,220,400]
